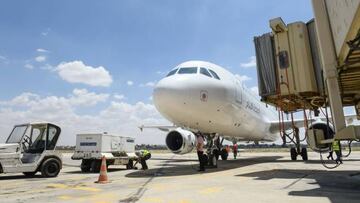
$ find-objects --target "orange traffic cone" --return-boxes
[95,156,110,184]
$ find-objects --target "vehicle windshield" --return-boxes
[6,125,28,143]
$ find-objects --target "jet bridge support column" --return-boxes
[311,0,346,133]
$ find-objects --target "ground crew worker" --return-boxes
[332,140,342,164]
[196,133,205,172]
[136,149,151,170]
[233,143,238,159]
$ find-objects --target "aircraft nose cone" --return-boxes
[153,77,189,116]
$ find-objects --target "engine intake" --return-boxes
[165,128,196,154]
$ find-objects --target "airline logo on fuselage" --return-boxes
[246,101,260,113]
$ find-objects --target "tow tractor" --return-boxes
[0,122,62,177]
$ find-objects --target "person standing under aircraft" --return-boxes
[196,133,206,172]
[233,143,238,159]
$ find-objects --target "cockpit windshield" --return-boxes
[6,125,28,143]
[166,68,178,77]
[208,69,221,80]
[178,67,198,74]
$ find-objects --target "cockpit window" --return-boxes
[178,67,198,74]
[166,68,178,77]
[208,69,220,80]
[200,67,212,78]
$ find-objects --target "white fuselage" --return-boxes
[153,61,279,142]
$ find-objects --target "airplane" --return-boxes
[141,60,335,167]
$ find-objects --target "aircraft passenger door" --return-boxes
[235,80,242,104]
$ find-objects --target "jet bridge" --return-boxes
[254,0,360,164]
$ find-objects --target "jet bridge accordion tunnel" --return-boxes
[254,15,360,158]
[254,17,324,113]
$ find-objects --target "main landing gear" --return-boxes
[204,134,229,168]
[284,127,308,161]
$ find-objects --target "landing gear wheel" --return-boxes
[41,158,61,177]
[80,160,91,172]
[301,147,308,161]
[290,147,297,161]
[214,149,220,160]
[90,160,101,173]
[208,154,218,168]
[23,172,37,177]
[220,148,228,160]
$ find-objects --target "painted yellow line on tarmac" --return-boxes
[143,197,164,203]
[198,187,223,195]
[47,183,102,192]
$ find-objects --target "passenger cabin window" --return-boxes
[166,68,178,77]
[209,69,220,80]
[178,67,198,74]
[200,67,212,78]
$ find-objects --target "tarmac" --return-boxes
[1,151,360,203]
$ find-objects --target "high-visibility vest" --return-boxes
[142,150,150,156]
[332,141,340,151]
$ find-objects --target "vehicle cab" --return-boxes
[0,122,62,177]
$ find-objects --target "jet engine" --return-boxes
[307,120,334,152]
[165,128,196,154]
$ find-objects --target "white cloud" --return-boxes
[127,81,134,86]
[235,74,252,82]
[240,56,256,68]
[35,55,46,62]
[24,64,34,69]
[113,94,125,100]
[140,81,156,87]
[0,91,168,145]
[40,64,54,70]
[56,61,113,87]
[37,48,49,53]
[0,55,6,60]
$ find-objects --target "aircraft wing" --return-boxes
[139,125,177,132]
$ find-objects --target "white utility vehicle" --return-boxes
[0,122,62,177]
[71,133,137,172]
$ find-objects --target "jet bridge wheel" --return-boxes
[301,147,308,161]
[290,147,297,161]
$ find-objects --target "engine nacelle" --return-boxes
[165,128,196,155]
[307,120,334,152]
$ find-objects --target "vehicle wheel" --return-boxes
[220,148,228,160]
[90,160,101,173]
[290,147,297,161]
[23,172,37,177]
[208,154,218,168]
[126,159,134,169]
[301,147,308,161]
[80,160,91,172]
[41,158,61,177]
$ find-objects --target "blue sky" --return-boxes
[0,1,315,144]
